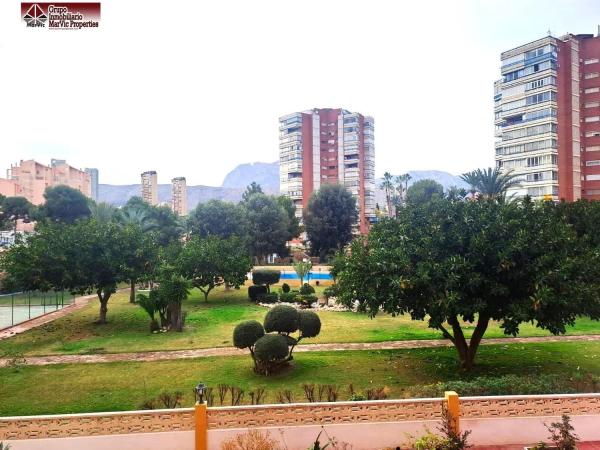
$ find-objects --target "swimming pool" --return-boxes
[279,271,333,280]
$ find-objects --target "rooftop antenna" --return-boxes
[547,29,552,36]
[597,24,599,37]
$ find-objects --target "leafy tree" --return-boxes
[293,260,312,285]
[242,182,263,202]
[121,197,182,245]
[0,196,34,233]
[118,206,157,233]
[178,236,252,301]
[136,291,161,332]
[332,198,600,370]
[394,173,412,208]
[405,179,444,205]
[187,200,248,239]
[243,193,290,263]
[460,167,520,200]
[157,273,191,332]
[276,195,302,242]
[39,185,91,223]
[0,220,131,323]
[121,224,159,303]
[304,184,357,260]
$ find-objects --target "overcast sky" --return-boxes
[1,0,599,186]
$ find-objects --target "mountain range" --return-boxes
[98,162,468,209]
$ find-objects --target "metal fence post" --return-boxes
[444,391,460,434]
[11,293,14,326]
[28,291,31,319]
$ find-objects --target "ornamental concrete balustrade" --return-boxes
[0,393,599,450]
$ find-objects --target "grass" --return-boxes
[1,341,599,416]
[1,283,599,357]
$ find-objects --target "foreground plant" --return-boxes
[546,415,578,450]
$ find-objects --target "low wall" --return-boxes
[1,394,599,450]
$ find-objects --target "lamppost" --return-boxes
[194,382,207,404]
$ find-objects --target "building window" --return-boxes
[584,116,600,122]
[586,145,600,152]
[584,101,600,108]
[586,160,600,166]
[584,58,600,65]
[584,72,599,79]
[585,131,600,137]
[585,87,600,94]
[587,174,600,181]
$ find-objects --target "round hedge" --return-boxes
[248,285,268,301]
[233,320,265,349]
[264,305,299,333]
[253,334,290,363]
[298,310,321,338]
[281,283,290,293]
[299,283,315,295]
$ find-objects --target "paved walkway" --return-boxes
[1,333,599,368]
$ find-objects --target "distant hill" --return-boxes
[98,164,468,210]
[221,161,279,191]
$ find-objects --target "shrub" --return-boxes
[264,305,299,333]
[546,415,578,450]
[323,285,338,299]
[278,291,297,303]
[252,269,281,292]
[299,294,318,306]
[299,283,315,295]
[261,293,279,303]
[248,285,268,301]
[298,311,321,338]
[221,429,280,450]
[254,334,290,372]
[281,283,290,293]
[233,320,265,349]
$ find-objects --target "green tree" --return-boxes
[276,195,302,243]
[243,193,290,263]
[394,173,412,209]
[157,273,191,332]
[293,260,312,285]
[187,200,248,239]
[405,179,444,205]
[39,185,91,223]
[0,196,34,234]
[90,202,117,224]
[242,182,263,202]
[0,220,131,323]
[379,172,395,217]
[121,197,182,245]
[178,236,252,301]
[304,184,357,260]
[121,224,159,303]
[332,198,600,370]
[460,167,520,200]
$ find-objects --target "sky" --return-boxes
[1,0,599,186]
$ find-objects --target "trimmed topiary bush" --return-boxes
[278,291,297,303]
[248,285,268,302]
[261,293,279,304]
[233,320,265,349]
[299,294,318,307]
[299,311,321,338]
[252,269,281,292]
[264,305,299,334]
[253,334,290,374]
[323,285,338,299]
[299,283,315,295]
[281,283,290,293]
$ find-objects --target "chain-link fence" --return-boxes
[0,290,75,330]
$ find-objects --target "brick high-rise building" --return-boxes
[0,159,91,205]
[495,31,600,201]
[171,177,187,216]
[279,108,375,233]
[141,170,158,205]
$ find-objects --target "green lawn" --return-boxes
[1,284,599,357]
[1,341,599,416]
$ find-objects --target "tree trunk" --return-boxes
[168,302,183,332]
[96,290,111,324]
[129,279,136,303]
[442,314,490,371]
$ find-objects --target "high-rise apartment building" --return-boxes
[85,168,99,201]
[141,171,158,205]
[171,177,187,216]
[495,31,600,201]
[0,159,91,205]
[279,108,375,233]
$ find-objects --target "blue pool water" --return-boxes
[279,271,332,280]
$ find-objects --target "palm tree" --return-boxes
[460,167,521,200]
[90,202,117,224]
[379,172,395,217]
[394,173,412,210]
[118,207,157,233]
